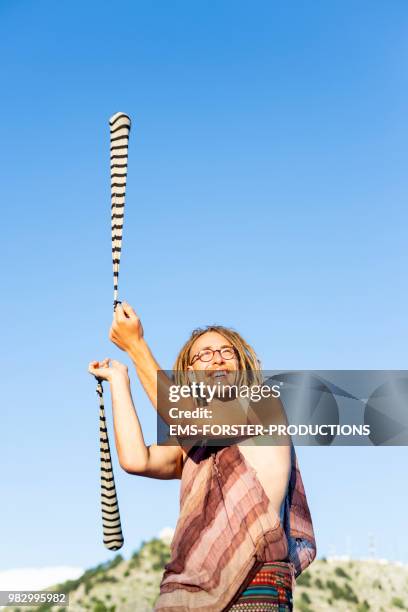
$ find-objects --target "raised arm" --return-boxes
[109,303,184,413]
[108,303,248,447]
[109,303,197,438]
[88,359,184,479]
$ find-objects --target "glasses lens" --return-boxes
[200,350,214,362]
[221,348,235,359]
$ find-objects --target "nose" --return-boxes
[212,350,225,365]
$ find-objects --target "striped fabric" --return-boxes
[154,442,316,612]
[110,112,131,307]
[95,112,132,551]
[97,382,124,550]
[228,561,293,611]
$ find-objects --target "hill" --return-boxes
[4,539,408,611]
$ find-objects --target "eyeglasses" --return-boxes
[190,346,237,365]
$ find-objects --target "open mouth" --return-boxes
[210,369,229,380]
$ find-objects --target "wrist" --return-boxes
[127,337,150,364]
[109,372,130,387]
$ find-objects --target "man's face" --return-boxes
[187,331,238,389]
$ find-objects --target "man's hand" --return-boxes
[109,302,144,352]
[88,358,129,384]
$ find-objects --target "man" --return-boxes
[89,302,316,611]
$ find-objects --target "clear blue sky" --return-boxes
[2,0,408,572]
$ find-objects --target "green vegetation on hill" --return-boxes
[4,541,407,612]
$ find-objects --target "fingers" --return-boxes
[88,359,110,374]
[122,301,137,319]
[114,304,124,322]
[114,302,137,322]
[88,360,99,373]
[88,359,125,372]
[110,301,141,351]
[109,324,123,349]
[88,359,110,367]
[88,363,103,378]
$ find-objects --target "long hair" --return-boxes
[173,325,263,389]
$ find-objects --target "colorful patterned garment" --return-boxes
[227,561,293,611]
[154,441,316,612]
